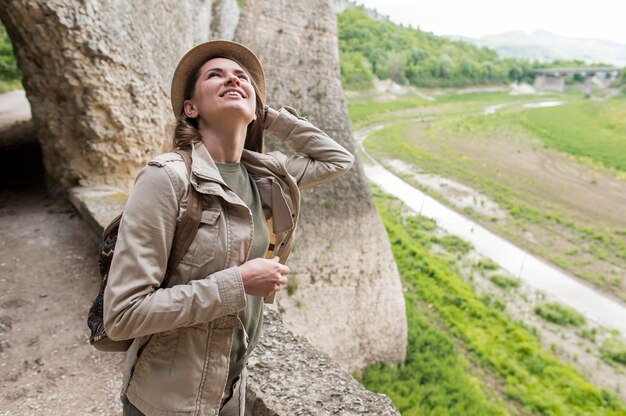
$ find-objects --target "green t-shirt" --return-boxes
[216,162,270,398]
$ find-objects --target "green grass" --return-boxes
[475,259,499,271]
[348,90,568,129]
[433,235,472,255]
[601,337,626,366]
[490,275,522,289]
[534,302,587,327]
[348,95,431,128]
[361,96,626,301]
[362,190,625,415]
[519,99,626,173]
[360,307,507,415]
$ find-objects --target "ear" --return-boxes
[183,99,198,118]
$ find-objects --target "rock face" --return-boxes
[1,0,406,370]
[211,0,240,40]
[0,0,213,192]
[246,309,400,415]
[235,0,406,369]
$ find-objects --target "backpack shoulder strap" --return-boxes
[162,148,202,287]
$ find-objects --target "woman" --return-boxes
[103,40,354,416]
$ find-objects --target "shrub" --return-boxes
[434,235,472,254]
[601,337,626,366]
[534,302,586,327]
[475,258,499,271]
[490,275,521,289]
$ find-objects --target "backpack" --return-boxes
[87,149,202,352]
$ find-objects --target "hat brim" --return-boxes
[170,40,266,118]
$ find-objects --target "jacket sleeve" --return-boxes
[102,164,246,341]
[266,107,355,190]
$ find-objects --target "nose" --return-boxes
[225,73,241,86]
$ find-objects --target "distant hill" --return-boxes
[453,30,626,67]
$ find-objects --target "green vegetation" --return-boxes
[601,337,626,366]
[362,190,624,414]
[338,6,600,90]
[338,6,518,88]
[534,302,586,327]
[519,99,626,173]
[360,306,506,415]
[433,235,472,255]
[347,94,432,129]
[0,22,21,92]
[490,275,521,289]
[475,258,499,271]
[340,51,375,90]
[362,93,626,300]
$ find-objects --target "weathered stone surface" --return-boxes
[0,0,212,192]
[235,0,407,369]
[247,308,400,416]
[211,0,240,40]
[68,185,127,236]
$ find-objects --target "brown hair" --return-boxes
[172,57,265,153]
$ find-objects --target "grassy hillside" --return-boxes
[518,98,626,172]
[360,190,625,415]
[337,6,599,90]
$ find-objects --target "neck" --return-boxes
[198,122,248,163]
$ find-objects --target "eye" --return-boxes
[207,71,220,79]
[237,74,250,81]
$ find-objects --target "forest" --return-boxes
[337,6,618,90]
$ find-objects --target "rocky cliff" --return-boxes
[1,0,405,371]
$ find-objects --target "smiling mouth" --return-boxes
[220,90,247,98]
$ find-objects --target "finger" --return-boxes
[276,275,288,285]
[272,256,280,262]
[278,264,290,275]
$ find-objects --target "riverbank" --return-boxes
[350,87,626,410]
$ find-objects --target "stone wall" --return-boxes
[235,0,406,370]
[0,0,212,192]
[211,0,240,40]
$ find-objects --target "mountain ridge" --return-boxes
[449,30,626,66]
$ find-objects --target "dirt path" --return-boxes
[0,131,123,414]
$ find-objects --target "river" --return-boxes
[354,112,626,337]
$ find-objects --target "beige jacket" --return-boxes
[103,107,354,416]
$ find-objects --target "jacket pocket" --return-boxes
[180,208,221,267]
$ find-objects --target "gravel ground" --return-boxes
[0,132,124,415]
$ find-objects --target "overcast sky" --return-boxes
[354,0,626,44]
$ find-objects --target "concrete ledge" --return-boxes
[69,185,128,237]
[69,184,400,415]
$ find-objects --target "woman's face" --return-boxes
[184,57,257,127]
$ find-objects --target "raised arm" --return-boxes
[265,107,355,190]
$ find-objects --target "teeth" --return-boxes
[225,91,241,97]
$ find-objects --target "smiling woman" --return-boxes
[101,40,354,416]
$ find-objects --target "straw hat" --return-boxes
[170,40,266,118]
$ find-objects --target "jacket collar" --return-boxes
[190,141,226,184]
